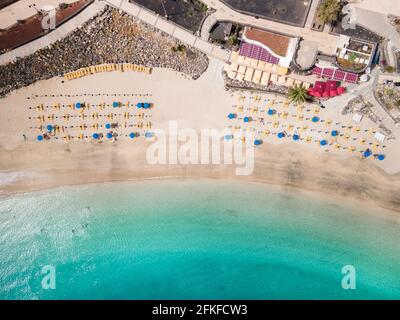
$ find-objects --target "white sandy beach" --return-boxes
[0,58,399,212]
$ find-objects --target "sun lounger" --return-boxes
[261,72,270,86]
[278,76,286,85]
[265,63,273,71]
[270,74,278,83]
[258,60,266,71]
[229,51,239,64]
[238,65,246,74]
[235,73,245,81]
[277,66,288,75]
[374,131,386,143]
[228,70,237,79]
[286,78,295,86]
[237,55,246,64]
[245,68,254,82]
[252,70,262,84]
[244,57,252,66]
[352,113,363,123]
[270,64,278,74]
[250,58,258,68]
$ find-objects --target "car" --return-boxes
[394,82,400,87]
[383,79,394,85]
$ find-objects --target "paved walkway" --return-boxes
[200,12,217,41]
[0,0,77,29]
[0,1,105,65]
[0,0,231,65]
[199,0,339,55]
[105,0,231,61]
[304,0,320,29]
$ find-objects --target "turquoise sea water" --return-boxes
[0,179,399,300]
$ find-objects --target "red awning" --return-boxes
[323,91,330,98]
[330,89,338,97]
[337,87,346,94]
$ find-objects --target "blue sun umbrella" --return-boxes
[37,135,43,141]
[136,103,143,108]
[113,102,119,108]
[92,133,99,139]
[331,130,339,137]
[47,124,53,132]
[363,150,372,158]
[293,134,300,141]
[107,132,113,139]
[243,117,251,123]
[224,134,233,141]
[254,139,263,146]
[267,108,275,115]
[228,113,236,119]
[143,103,151,109]
[377,154,385,161]
[312,116,319,123]
[277,132,285,139]
[129,132,136,139]
[145,132,153,138]
[319,139,328,146]
[76,102,81,109]
[105,123,111,129]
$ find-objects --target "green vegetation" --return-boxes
[348,52,357,62]
[227,34,239,46]
[385,65,395,73]
[317,0,342,24]
[172,44,186,54]
[288,85,309,105]
[198,2,208,12]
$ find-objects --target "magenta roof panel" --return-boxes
[239,41,280,65]
[312,66,358,84]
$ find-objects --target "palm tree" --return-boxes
[288,85,308,105]
[317,0,342,24]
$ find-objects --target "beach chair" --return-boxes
[229,51,239,64]
[374,131,385,143]
[306,136,312,143]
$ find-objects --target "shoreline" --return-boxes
[1,168,399,222]
[1,139,399,215]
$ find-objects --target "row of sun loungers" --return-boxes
[224,63,311,88]
[64,64,152,80]
[229,51,288,76]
